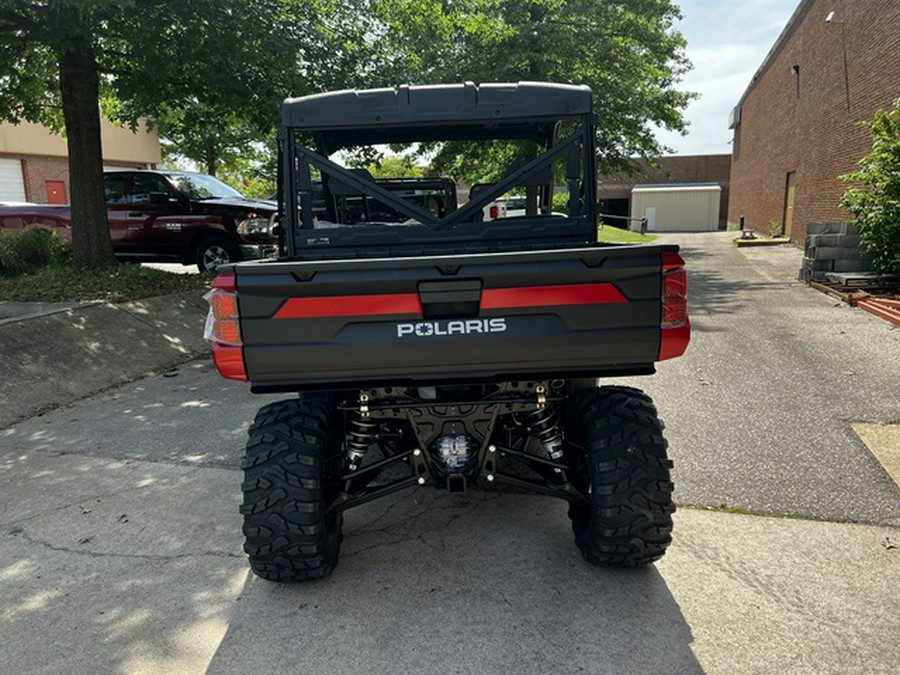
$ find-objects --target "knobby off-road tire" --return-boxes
[240,397,343,581]
[567,386,675,567]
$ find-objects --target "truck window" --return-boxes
[103,174,127,205]
[131,174,176,205]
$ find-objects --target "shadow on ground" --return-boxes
[206,489,700,674]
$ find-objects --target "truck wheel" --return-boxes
[240,397,343,581]
[566,386,675,567]
[195,234,241,272]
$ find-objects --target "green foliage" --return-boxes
[768,220,783,238]
[367,156,424,179]
[0,261,211,302]
[372,0,694,181]
[0,0,346,268]
[552,192,570,214]
[0,229,71,278]
[840,100,900,274]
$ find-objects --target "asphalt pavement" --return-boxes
[1,232,898,674]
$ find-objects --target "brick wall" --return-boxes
[21,155,69,203]
[20,155,147,203]
[728,0,900,244]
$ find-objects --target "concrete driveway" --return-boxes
[1,232,898,674]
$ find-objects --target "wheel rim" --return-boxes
[202,244,230,271]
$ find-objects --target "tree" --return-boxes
[367,156,423,179]
[372,0,694,183]
[152,0,368,180]
[840,100,900,274]
[0,0,316,269]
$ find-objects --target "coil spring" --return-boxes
[526,405,563,460]
[346,414,377,470]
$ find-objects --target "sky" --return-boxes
[652,0,800,156]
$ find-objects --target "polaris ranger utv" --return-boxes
[206,82,690,582]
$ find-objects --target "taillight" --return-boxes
[659,253,690,360]
[489,205,499,220]
[208,273,247,380]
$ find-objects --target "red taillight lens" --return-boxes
[489,205,499,220]
[209,273,247,380]
[209,274,242,346]
[211,291,238,319]
[662,267,687,328]
[659,253,690,360]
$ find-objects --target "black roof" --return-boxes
[282,82,593,131]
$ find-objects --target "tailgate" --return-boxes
[227,245,680,389]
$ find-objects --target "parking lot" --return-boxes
[2,232,898,673]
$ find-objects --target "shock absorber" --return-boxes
[525,404,564,466]
[345,394,377,471]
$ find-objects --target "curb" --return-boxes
[0,290,210,429]
[733,236,792,247]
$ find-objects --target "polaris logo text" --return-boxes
[397,318,507,338]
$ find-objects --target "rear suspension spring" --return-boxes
[345,414,377,471]
[525,404,564,463]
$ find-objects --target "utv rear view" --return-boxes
[207,82,689,581]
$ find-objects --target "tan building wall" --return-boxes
[0,117,160,203]
[0,118,160,165]
[728,0,900,244]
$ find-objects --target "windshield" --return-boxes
[169,173,243,200]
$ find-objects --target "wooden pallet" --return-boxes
[855,296,900,326]
[808,281,900,326]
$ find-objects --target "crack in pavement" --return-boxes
[343,493,497,558]
[7,530,243,563]
[0,462,229,530]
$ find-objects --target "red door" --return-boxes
[45,180,67,204]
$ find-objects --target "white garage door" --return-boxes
[0,158,26,201]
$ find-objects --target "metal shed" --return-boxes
[629,184,722,232]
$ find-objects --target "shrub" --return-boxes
[551,192,570,214]
[840,99,900,274]
[0,228,71,277]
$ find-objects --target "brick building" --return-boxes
[597,154,731,228]
[0,118,160,204]
[728,0,900,244]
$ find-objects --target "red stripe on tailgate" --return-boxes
[274,282,626,319]
[481,283,626,309]
[275,293,422,319]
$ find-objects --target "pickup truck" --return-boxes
[206,82,690,582]
[0,170,279,271]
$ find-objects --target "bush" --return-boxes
[840,99,900,274]
[0,228,71,277]
[552,192,570,214]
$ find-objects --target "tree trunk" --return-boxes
[58,30,115,270]
[204,137,218,176]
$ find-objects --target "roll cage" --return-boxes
[278,82,599,258]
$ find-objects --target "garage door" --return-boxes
[0,158,26,201]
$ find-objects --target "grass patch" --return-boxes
[0,262,211,303]
[596,226,658,244]
[0,228,70,276]
[1,229,210,302]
